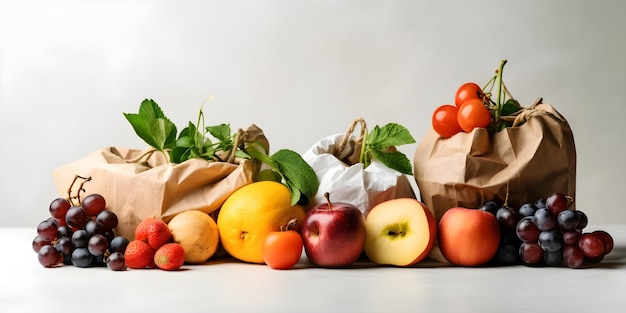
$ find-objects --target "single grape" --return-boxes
[88,234,109,256]
[592,230,614,255]
[71,247,94,268]
[519,242,543,265]
[106,252,127,271]
[575,211,588,230]
[38,245,61,267]
[55,237,75,265]
[543,248,564,266]
[557,210,579,230]
[496,206,521,229]
[546,192,569,215]
[516,216,541,242]
[85,220,105,237]
[538,230,564,253]
[65,206,88,229]
[46,217,60,228]
[55,217,68,227]
[562,230,581,245]
[479,200,500,216]
[103,229,116,244]
[96,210,118,231]
[518,203,538,217]
[563,244,585,268]
[496,243,519,264]
[37,220,58,241]
[534,208,556,231]
[534,198,547,209]
[578,233,604,259]
[49,198,71,219]
[110,236,130,254]
[71,229,90,248]
[82,193,106,217]
[91,254,107,267]
[57,225,73,239]
[32,236,51,253]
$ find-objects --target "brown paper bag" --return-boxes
[414,101,576,260]
[52,125,268,240]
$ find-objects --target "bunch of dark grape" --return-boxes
[515,192,613,268]
[33,191,129,271]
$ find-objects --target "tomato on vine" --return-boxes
[262,218,303,269]
[457,98,492,132]
[432,104,463,138]
[454,82,482,107]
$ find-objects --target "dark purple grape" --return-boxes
[71,229,90,248]
[65,206,88,229]
[479,200,500,216]
[106,252,127,271]
[518,203,538,217]
[496,206,521,229]
[534,208,556,231]
[563,244,584,268]
[496,243,519,264]
[38,245,61,267]
[82,194,106,217]
[57,225,73,239]
[49,198,71,219]
[55,236,74,256]
[520,242,543,265]
[96,210,118,231]
[534,198,547,209]
[85,220,105,237]
[557,210,579,230]
[88,234,109,256]
[110,236,130,254]
[575,210,588,230]
[546,192,569,215]
[516,216,541,242]
[103,229,116,244]
[37,220,58,241]
[71,248,93,268]
[538,230,563,252]
[543,248,564,266]
[32,236,51,253]
[91,254,107,267]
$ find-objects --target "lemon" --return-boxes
[168,210,220,264]
[217,181,305,263]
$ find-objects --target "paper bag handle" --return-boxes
[337,117,367,154]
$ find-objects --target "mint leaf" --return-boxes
[366,123,416,150]
[361,122,416,175]
[370,149,414,175]
[123,99,177,152]
[271,149,319,206]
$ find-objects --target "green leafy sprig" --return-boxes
[123,99,318,206]
[360,122,416,175]
[480,60,524,133]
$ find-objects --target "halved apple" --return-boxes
[364,198,437,266]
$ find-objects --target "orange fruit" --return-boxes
[167,210,220,264]
[217,181,305,263]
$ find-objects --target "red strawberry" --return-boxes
[135,217,172,249]
[124,240,155,269]
[154,243,185,271]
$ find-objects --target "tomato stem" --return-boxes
[495,59,508,121]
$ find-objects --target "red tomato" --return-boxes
[262,230,303,269]
[432,104,463,138]
[457,98,491,132]
[454,82,482,107]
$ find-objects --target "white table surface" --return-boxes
[2,225,625,313]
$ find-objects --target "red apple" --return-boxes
[438,207,500,266]
[301,192,366,267]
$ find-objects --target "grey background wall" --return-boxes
[1,0,624,226]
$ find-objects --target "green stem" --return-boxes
[358,129,368,166]
[494,59,508,120]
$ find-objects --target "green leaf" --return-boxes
[270,149,319,206]
[370,149,414,175]
[206,124,232,141]
[123,99,177,151]
[366,123,416,150]
[500,99,523,116]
